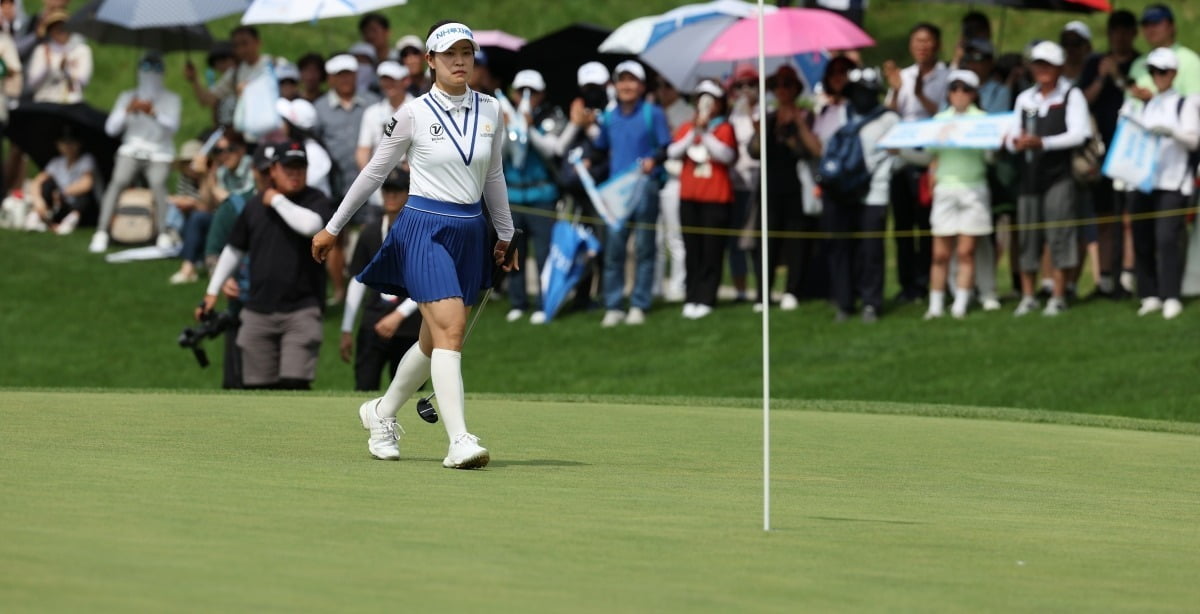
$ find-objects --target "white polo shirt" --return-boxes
[886,62,949,121]
[1006,77,1091,153]
[327,85,513,239]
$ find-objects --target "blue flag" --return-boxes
[540,221,601,322]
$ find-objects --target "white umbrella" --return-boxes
[599,0,772,54]
[95,0,250,28]
[242,0,407,25]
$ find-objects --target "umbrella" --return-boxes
[475,31,524,89]
[923,0,1110,12]
[4,103,121,180]
[68,0,212,53]
[474,30,525,52]
[600,0,773,54]
[241,0,407,25]
[95,0,250,28]
[540,220,601,322]
[700,8,874,63]
[518,23,631,111]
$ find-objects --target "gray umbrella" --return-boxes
[94,0,250,29]
[67,0,213,53]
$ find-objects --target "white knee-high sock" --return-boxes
[430,348,467,441]
[376,342,431,418]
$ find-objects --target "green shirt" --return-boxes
[1129,43,1200,96]
[931,106,988,189]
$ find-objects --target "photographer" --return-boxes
[196,141,335,390]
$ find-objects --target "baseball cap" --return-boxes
[275,62,300,83]
[1062,20,1092,42]
[512,69,546,92]
[325,54,358,75]
[964,38,994,60]
[395,34,425,55]
[275,98,317,131]
[425,22,480,54]
[348,41,377,61]
[274,140,308,167]
[1029,40,1065,67]
[37,10,68,36]
[1146,47,1179,71]
[252,143,277,171]
[614,60,646,82]
[946,69,980,90]
[376,60,408,81]
[1141,4,1173,25]
[694,79,725,99]
[577,61,610,87]
[382,169,410,192]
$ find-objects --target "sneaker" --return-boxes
[156,232,177,250]
[861,305,878,323]
[682,303,698,319]
[625,307,646,325]
[88,231,109,253]
[780,293,799,311]
[950,302,968,320]
[601,310,625,328]
[664,286,686,303]
[169,269,198,285]
[506,308,524,323]
[529,311,547,325]
[1013,296,1039,317]
[691,304,713,319]
[54,210,79,235]
[1162,298,1183,320]
[1119,270,1136,294]
[1042,297,1066,317]
[1137,297,1163,316]
[443,433,490,469]
[358,398,401,460]
[981,297,1002,312]
[923,308,944,320]
[23,211,47,232]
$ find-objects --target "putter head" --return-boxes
[416,398,439,423]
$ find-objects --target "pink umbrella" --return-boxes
[473,29,526,52]
[699,8,873,61]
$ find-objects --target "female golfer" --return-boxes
[312,20,515,469]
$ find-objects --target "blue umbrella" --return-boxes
[541,221,601,322]
[95,0,250,28]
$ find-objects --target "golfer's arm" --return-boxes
[205,245,246,296]
[327,107,413,235]
[483,113,514,242]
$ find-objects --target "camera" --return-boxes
[178,309,238,367]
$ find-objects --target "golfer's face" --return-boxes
[431,40,474,89]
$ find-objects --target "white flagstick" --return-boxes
[757,0,770,533]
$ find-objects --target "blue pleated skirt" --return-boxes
[357,195,489,306]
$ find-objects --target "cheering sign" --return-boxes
[877,113,1011,150]
[1102,117,1159,193]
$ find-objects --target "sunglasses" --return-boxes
[211,146,234,155]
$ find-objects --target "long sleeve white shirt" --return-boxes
[106,89,181,163]
[1121,90,1200,196]
[27,36,91,103]
[1006,78,1092,153]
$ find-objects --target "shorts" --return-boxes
[1018,178,1079,272]
[930,184,992,237]
[236,306,323,386]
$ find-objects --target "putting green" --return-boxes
[1,391,1197,612]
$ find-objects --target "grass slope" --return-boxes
[2,391,1198,612]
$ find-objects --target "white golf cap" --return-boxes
[376,60,408,81]
[946,69,980,90]
[512,69,546,92]
[394,34,425,54]
[1062,20,1092,42]
[275,97,317,131]
[1029,41,1065,67]
[694,79,725,99]
[425,22,479,54]
[614,60,646,82]
[348,41,377,61]
[577,61,610,87]
[1146,47,1179,71]
[325,54,358,75]
[275,62,300,82]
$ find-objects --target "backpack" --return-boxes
[816,106,888,199]
[108,187,155,245]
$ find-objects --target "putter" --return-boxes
[416,229,522,424]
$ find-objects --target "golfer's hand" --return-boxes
[339,332,353,362]
[194,294,218,321]
[312,229,337,263]
[494,241,519,272]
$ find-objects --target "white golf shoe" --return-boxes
[443,433,490,469]
[88,231,109,253]
[625,307,646,325]
[359,398,402,460]
[1162,298,1183,320]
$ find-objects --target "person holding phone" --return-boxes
[311,21,517,470]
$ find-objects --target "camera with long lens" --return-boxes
[178,309,237,368]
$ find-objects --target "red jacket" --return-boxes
[675,120,736,204]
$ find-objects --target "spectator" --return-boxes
[468,50,499,94]
[348,41,378,95]
[356,60,411,214]
[884,22,948,303]
[951,10,991,69]
[1007,41,1092,317]
[26,10,90,103]
[0,0,33,61]
[1128,4,1200,98]
[276,61,300,101]
[201,41,236,127]
[25,128,95,234]
[16,0,67,61]
[1121,48,1198,320]
[296,52,326,103]
[667,79,736,320]
[749,65,822,311]
[1079,10,1140,298]
[166,139,210,284]
[590,60,671,328]
[198,141,335,390]
[1060,21,1093,85]
[920,70,992,320]
[653,77,692,304]
[962,39,1011,113]
[89,52,181,254]
[0,11,21,192]
[185,26,271,130]
[823,68,898,323]
[726,65,762,305]
[503,69,562,325]
[358,12,391,65]
[341,170,423,391]
[394,35,430,97]
[275,97,332,196]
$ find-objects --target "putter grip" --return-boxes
[502,229,523,267]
